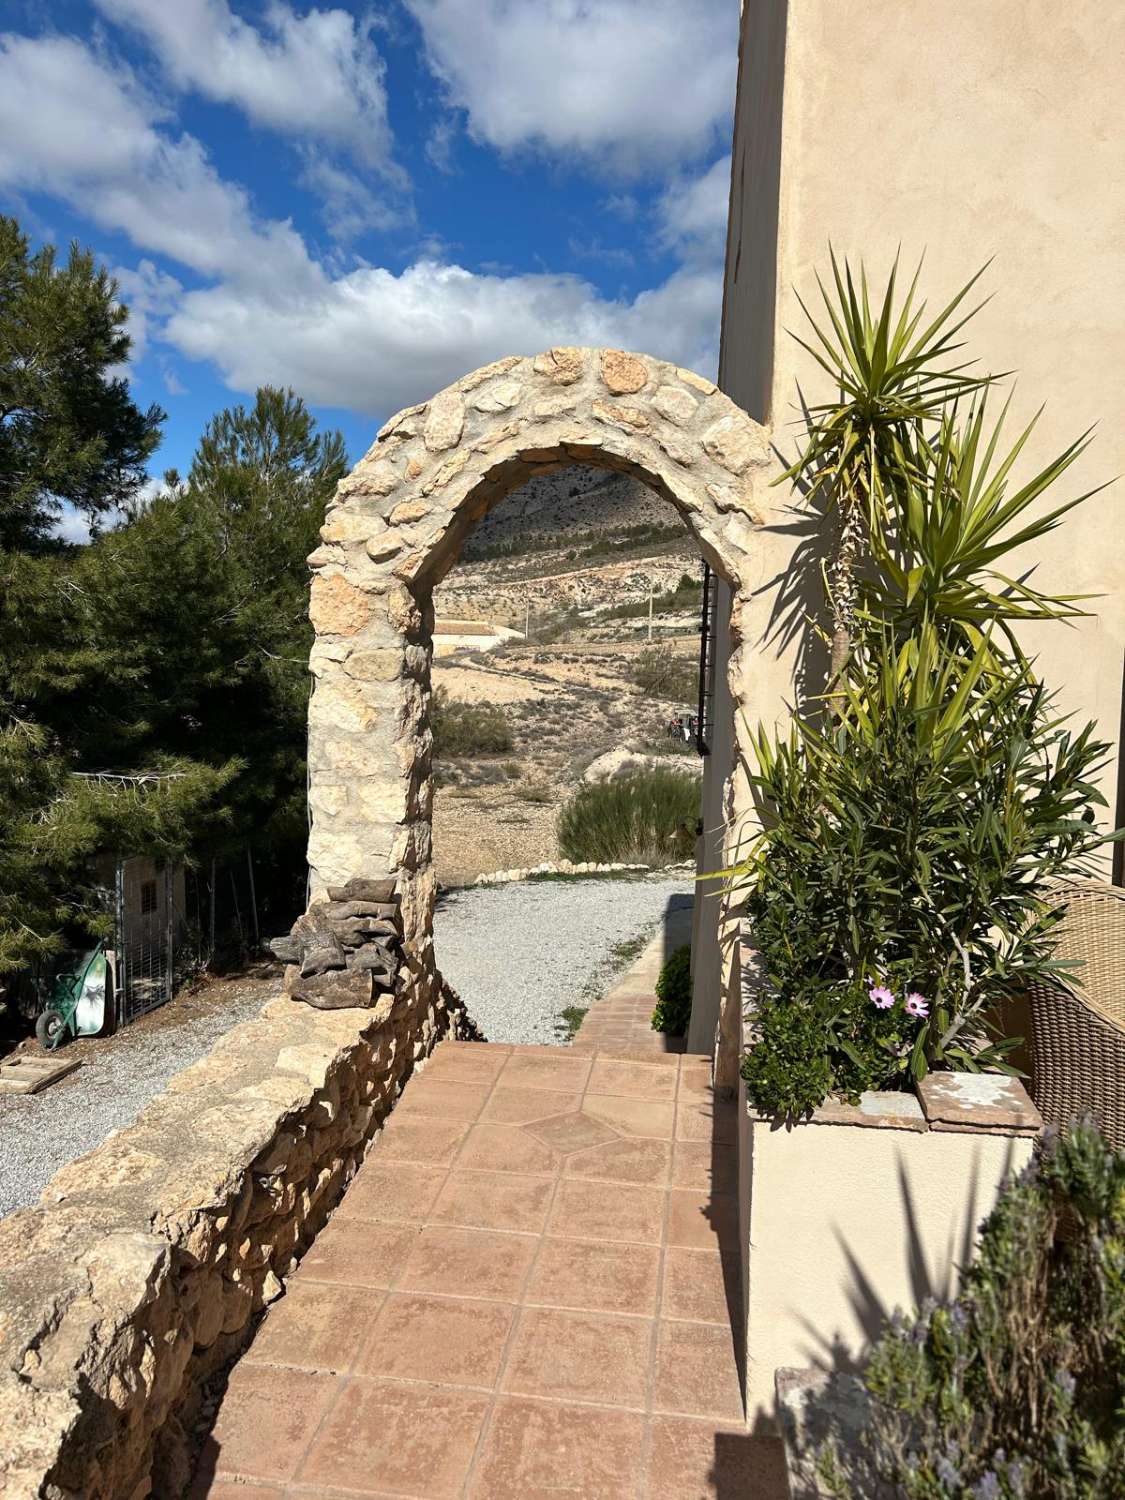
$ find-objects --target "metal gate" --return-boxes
[113,856,182,1024]
[106,852,261,1025]
[696,561,717,755]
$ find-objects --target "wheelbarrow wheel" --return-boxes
[36,1007,68,1051]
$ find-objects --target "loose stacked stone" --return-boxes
[272,876,405,1010]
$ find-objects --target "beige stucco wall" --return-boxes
[724,0,1125,845]
[737,1075,1036,1427]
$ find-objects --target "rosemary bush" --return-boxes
[817,1120,1125,1500]
[558,770,697,866]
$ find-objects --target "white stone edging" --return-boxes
[469,859,649,886]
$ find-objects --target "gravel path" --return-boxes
[0,875,691,1218]
[434,873,693,1045]
[0,975,275,1220]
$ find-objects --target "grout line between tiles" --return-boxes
[640,1050,679,1500]
[456,1059,574,1500]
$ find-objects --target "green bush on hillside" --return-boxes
[651,943,692,1035]
[558,770,698,866]
[430,688,513,757]
[604,573,702,622]
[632,648,698,702]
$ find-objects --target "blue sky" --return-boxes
[0,0,737,526]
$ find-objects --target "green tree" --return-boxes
[0,378,346,976]
[66,389,347,918]
[0,216,163,552]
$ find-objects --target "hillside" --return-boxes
[435,463,700,630]
[430,463,707,885]
[462,465,676,554]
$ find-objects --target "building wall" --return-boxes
[723,0,1125,841]
[737,1068,1036,1425]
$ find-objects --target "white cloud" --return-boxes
[163,260,722,415]
[405,0,736,175]
[0,29,723,424]
[0,33,316,285]
[110,258,183,364]
[52,504,96,546]
[425,116,458,174]
[50,475,162,545]
[658,155,732,262]
[166,259,721,414]
[298,153,412,242]
[94,0,399,172]
[159,358,188,396]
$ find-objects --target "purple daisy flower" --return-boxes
[869,983,895,1009]
[904,992,930,1019]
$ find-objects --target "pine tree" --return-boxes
[0,213,347,976]
[58,390,347,926]
[0,216,164,552]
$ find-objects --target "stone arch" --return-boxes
[304,346,771,1042]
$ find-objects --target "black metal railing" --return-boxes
[696,562,717,755]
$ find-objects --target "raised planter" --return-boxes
[737,1005,1042,1429]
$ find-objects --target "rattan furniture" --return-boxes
[1025,881,1125,1150]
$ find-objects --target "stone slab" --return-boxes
[917,1071,1042,1134]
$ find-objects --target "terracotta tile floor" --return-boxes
[192,1041,785,1499]
[571,985,687,1056]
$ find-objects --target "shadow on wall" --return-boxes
[757,432,834,717]
[795,1137,1019,1375]
[659,892,695,966]
[701,1025,790,1494]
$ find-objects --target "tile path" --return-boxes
[569,896,691,1058]
[191,1037,785,1498]
[570,984,686,1057]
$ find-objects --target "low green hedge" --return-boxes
[651,943,692,1035]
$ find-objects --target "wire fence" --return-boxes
[110,852,260,1027]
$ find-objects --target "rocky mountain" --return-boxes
[462,464,678,555]
[438,463,699,628]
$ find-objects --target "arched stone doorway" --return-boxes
[305,347,771,1075]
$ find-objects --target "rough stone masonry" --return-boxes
[302,345,772,1037]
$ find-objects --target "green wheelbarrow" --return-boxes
[36,945,109,1050]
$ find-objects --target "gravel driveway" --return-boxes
[0,875,691,1218]
[435,873,693,1045]
[0,974,275,1220]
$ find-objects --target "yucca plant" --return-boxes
[863,399,1104,670]
[782,251,997,684]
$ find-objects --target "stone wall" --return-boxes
[304,345,773,1085]
[0,971,475,1500]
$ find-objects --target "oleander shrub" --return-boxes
[651,943,692,1035]
[430,687,512,757]
[558,769,698,866]
[816,1120,1125,1500]
[739,650,1108,1118]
